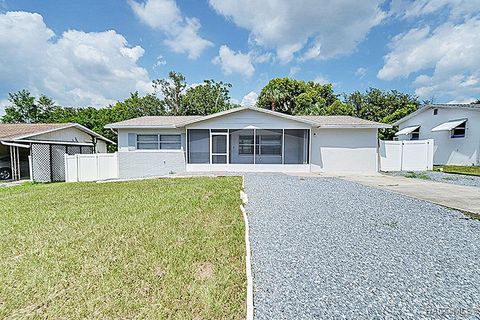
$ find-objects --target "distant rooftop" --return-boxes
[105,116,202,128]
[428,103,480,109]
[0,123,114,143]
[0,123,73,140]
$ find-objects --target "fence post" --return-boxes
[400,141,404,171]
[96,154,100,181]
[64,154,68,182]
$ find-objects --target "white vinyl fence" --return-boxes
[379,139,434,172]
[65,153,118,182]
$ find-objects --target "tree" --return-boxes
[182,79,234,115]
[381,104,418,140]
[108,92,164,122]
[344,88,419,139]
[257,78,341,115]
[262,85,284,111]
[153,71,186,115]
[1,90,55,123]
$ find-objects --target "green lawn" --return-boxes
[434,165,480,176]
[0,178,246,319]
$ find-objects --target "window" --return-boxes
[238,135,254,155]
[410,128,420,140]
[159,135,181,149]
[137,135,158,149]
[284,129,309,164]
[451,123,466,138]
[256,132,282,156]
[137,134,181,149]
[433,108,438,115]
[188,129,209,163]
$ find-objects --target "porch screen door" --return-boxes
[211,131,228,164]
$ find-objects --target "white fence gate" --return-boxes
[379,139,434,172]
[65,153,118,182]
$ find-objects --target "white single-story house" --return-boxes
[394,103,480,165]
[105,107,390,178]
[0,123,113,182]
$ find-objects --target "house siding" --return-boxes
[96,141,107,153]
[397,108,480,165]
[311,128,378,172]
[118,151,186,179]
[31,127,94,143]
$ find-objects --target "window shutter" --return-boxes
[128,133,136,149]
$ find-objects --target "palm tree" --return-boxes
[264,87,283,111]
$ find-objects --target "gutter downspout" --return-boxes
[1,141,31,148]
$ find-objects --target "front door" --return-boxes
[210,131,228,164]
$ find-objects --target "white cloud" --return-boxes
[129,0,212,59]
[212,45,255,78]
[378,18,480,101]
[355,67,367,79]
[251,51,272,64]
[0,11,152,107]
[314,76,331,85]
[289,67,300,77]
[153,55,167,68]
[209,0,385,63]
[448,97,477,104]
[241,91,258,107]
[390,0,480,19]
[0,98,9,116]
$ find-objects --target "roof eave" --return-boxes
[12,123,75,141]
[317,124,392,129]
[104,124,178,129]
[393,104,480,126]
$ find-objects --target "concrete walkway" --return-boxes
[336,173,480,215]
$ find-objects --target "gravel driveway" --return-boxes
[244,174,480,319]
[389,171,480,188]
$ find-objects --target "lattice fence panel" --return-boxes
[51,145,67,182]
[81,146,94,154]
[31,144,51,182]
[67,145,81,155]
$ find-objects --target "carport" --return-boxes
[0,123,113,182]
[0,142,30,180]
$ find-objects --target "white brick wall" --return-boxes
[118,150,186,179]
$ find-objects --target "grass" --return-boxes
[0,177,246,319]
[434,165,480,176]
[403,172,431,180]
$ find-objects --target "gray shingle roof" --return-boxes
[430,103,480,109]
[296,115,388,127]
[105,116,202,128]
[105,108,390,129]
[0,123,73,140]
[0,123,114,144]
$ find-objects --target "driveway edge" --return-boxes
[240,177,254,320]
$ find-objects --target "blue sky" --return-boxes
[0,0,479,111]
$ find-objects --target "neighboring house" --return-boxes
[394,104,480,166]
[105,106,390,179]
[0,123,113,182]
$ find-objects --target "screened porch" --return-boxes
[186,129,310,166]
